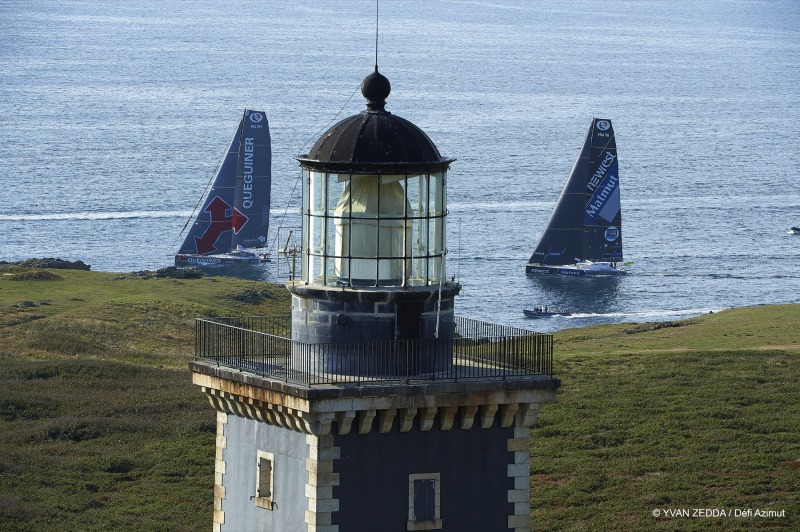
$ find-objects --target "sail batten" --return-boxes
[526,118,625,276]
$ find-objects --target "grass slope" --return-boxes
[0,268,289,531]
[1,269,798,530]
[0,268,290,368]
[533,305,799,530]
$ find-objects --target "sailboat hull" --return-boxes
[175,252,269,266]
[525,263,626,276]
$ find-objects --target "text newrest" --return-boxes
[243,138,253,209]
[587,152,616,192]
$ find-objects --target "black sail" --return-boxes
[177,109,271,255]
[528,118,623,266]
[583,118,622,263]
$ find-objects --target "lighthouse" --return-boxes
[190,68,559,532]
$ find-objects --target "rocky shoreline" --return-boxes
[0,258,206,279]
[0,258,91,270]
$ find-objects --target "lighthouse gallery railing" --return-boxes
[195,316,553,385]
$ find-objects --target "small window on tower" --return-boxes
[255,450,274,510]
[407,472,442,530]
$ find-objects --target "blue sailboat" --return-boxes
[175,109,272,266]
[526,118,626,276]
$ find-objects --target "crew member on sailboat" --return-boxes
[526,118,626,276]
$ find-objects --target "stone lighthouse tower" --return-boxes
[190,68,559,532]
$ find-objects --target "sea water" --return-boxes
[1,0,799,332]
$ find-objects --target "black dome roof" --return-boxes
[297,69,454,174]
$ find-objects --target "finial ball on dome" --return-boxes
[361,68,391,111]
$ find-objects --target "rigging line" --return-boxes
[268,83,361,257]
[375,0,379,69]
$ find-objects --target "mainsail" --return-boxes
[178,109,271,257]
[528,118,623,266]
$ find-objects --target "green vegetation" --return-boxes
[0,355,212,531]
[0,267,289,531]
[0,267,290,368]
[532,305,799,530]
[1,267,797,530]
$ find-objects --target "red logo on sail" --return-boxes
[194,196,248,253]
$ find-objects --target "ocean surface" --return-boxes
[2,0,799,332]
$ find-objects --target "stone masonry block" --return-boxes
[307,458,333,474]
[305,510,333,526]
[507,488,530,503]
[507,438,529,452]
[507,463,529,477]
[307,526,340,532]
[514,450,530,465]
[307,468,340,486]
[318,446,340,461]
[508,514,530,529]
[306,484,334,500]
[308,497,339,513]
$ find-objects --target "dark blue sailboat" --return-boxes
[526,118,626,276]
[175,109,272,266]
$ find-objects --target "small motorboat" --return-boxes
[790,226,800,235]
[523,307,572,318]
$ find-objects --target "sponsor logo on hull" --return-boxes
[525,265,586,276]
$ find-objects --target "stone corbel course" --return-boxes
[198,383,550,436]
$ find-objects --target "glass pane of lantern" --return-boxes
[301,207,309,280]
[428,219,440,283]
[301,169,310,255]
[311,254,323,284]
[301,169,310,213]
[403,176,419,285]
[326,173,340,213]
[309,215,323,283]
[310,171,326,215]
[416,174,429,217]
[326,204,337,282]
[429,172,444,215]
[406,175,420,219]
[417,217,430,283]
[311,215,325,254]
